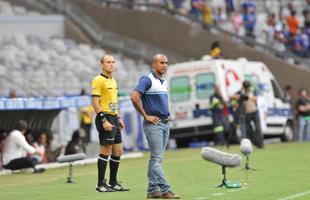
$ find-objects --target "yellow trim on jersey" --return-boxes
[91,74,118,115]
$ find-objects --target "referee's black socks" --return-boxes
[109,155,121,185]
[97,154,109,186]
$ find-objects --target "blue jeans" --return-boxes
[143,121,171,194]
[297,116,310,142]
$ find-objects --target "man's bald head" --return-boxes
[151,54,168,77]
[152,54,167,64]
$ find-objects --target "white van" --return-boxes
[166,57,293,145]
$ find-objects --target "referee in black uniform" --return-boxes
[92,54,129,192]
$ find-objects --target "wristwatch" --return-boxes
[98,112,107,123]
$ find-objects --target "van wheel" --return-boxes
[281,123,293,142]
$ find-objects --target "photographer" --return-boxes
[232,81,264,148]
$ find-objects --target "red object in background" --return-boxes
[223,106,229,117]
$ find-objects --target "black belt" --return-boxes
[161,117,170,124]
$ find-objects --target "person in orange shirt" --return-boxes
[287,10,300,35]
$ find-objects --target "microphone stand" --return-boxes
[217,166,227,187]
[67,163,75,183]
[243,155,257,171]
[242,154,257,186]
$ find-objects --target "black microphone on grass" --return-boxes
[201,147,242,188]
[57,153,86,183]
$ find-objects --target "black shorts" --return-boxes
[95,114,122,145]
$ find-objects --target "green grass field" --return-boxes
[1,142,310,200]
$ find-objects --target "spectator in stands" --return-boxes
[2,120,45,173]
[280,2,293,22]
[213,7,227,28]
[230,10,243,35]
[242,1,256,39]
[200,1,213,26]
[172,0,186,15]
[64,129,85,155]
[226,0,235,14]
[263,13,276,45]
[302,10,310,29]
[307,0,310,14]
[295,88,310,142]
[191,0,203,20]
[274,24,287,55]
[210,41,223,59]
[287,10,300,36]
[287,33,303,57]
[300,27,309,57]
[79,89,94,144]
[8,89,17,98]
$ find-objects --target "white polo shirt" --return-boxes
[2,130,36,165]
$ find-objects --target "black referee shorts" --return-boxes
[95,114,122,145]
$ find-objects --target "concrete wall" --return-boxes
[72,0,310,99]
[4,0,94,45]
[0,15,65,38]
[64,19,94,46]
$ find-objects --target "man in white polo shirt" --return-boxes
[2,120,45,173]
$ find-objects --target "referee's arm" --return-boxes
[92,96,114,132]
[92,96,102,114]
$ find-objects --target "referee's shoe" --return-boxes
[96,180,115,192]
[110,182,130,192]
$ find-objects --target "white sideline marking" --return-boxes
[195,197,208,200]
[0,177,63,188]
[278,190,310,200]
[228,189,241,193]
[212,193,225,196]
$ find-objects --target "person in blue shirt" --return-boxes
[130,54,180,199]
[242,2,256,39]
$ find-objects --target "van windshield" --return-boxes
[196,73,215,99]
[245,74,261,94]
[170,76,191,102]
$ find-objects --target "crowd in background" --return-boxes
[153,0,310,59]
